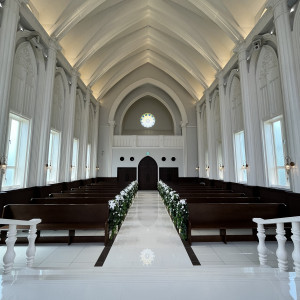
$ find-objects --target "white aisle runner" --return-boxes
[103,191,192,268]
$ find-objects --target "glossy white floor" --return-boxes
[1,191,299,300]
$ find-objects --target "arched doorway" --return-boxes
[138,157,158,190]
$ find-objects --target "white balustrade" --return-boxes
[0,218,41,274]
[253,216,300,276]
[113,135,183,148]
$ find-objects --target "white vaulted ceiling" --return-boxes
[28,0,267,101]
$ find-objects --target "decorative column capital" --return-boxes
[71,69,80,81]
[108,120,116,127]
[48,38,62,52]
[235,42,248,62]
[180,121,188,128]
[267,0,288,18]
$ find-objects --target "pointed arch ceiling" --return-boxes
[29,0,267,101]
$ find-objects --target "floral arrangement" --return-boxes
[108,180,138,239]
[157,180,189,240]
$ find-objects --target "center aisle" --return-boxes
[103,191,192,268]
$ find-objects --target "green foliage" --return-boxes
[157,180,189,240]
[108,181,138,239]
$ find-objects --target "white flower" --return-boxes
[179,199,187,205]
[109,200,116,210]
[116,195,124,201]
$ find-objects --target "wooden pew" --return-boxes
[50,193,117,198]
[177,189,235,193]
[185,197,260,203]
[187,203,287,244]
[1,204,109,245]
[179,193,245,198]
[31,197,113,204]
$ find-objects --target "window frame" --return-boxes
[71,138,79,181]
[46,129,61,184]
[234,130,247,183]
[263,116,290,189]
[2,112,31,191]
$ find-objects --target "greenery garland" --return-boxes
[108,180,138,239]
[157,180,189,240]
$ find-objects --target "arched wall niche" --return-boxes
[211,89,222,178]
[228,71,243,134]
[121,95,174,135]
[51,71,68,132]
[113,83,182,135]
[74,89,84,139]
[211,89,221,143]
[255,45,284,121]
[108,78,188,128]
[88,103,95,145]
[292,4,300,102]
[9,42,38,118]
[199,103,208,155]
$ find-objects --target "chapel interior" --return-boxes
[1,0,300,299]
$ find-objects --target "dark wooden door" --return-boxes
[117,168,137,185]
[159,167,178,183]
[138,157,158,190]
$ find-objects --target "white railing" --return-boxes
[0,218,41,274]
[113,135,183,148]
[253,216,300,275]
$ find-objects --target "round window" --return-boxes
[140,113,155,128]
[120,157,124,161]
[162,157,166,161]
[130,157,134,161]
[171,157,176,162]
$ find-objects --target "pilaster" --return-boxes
[181,121,188,177]
[237,43,266,186]
[205,91,217,179]
[78,89,91,179]
[107,120,116,177]
[60,70,78,181]
[270,0,300,191]
[0,0,23,156]
[196,103,202,178]
[218,72,235,182]
[30,38,59,186]
[91,102,100,178]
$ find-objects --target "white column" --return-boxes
[196,103,202,178]
[218,73,235,182]
[29,39,59,186]
[0,0,23,189]
[237,44,266,186]
[60,70,78,182]
[78,90,90,179]
[107,121,116,177]
[205,91,217,179]
[270,0,300,192]
[181,121,188,177]
[91,102,100,178]
[198,103,207,178]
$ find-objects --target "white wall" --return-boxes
[112,148,184,178]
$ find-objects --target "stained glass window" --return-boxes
[140,113,155,128]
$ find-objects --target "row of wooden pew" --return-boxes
[1,182,127,245]
[167,182,287,244]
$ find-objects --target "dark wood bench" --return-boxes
[185,197,260,203]
[1,204,109,245]
[177,190,234,194]
[50,193,117,198]
[179,193,245,198]
[31,197,113,204]
[188,203,287,244]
